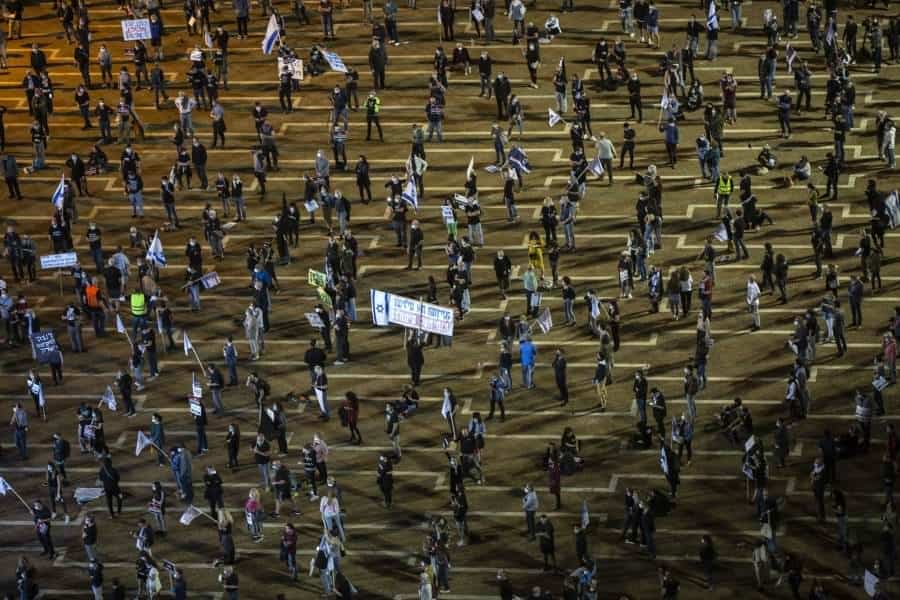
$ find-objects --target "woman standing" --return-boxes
[149,481,167,536]
[666,271,682,320]
[281,522,298,579]
[217,510,235,566]
[244,489,263,543]
[527,231,545,283]
[679,267,693,314]
[593,352,609,411]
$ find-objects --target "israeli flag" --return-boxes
[508,146,531,173]
[660,90,670,109]
[204,28,214,49]
[548,108,562,127]
[589,156,605,177]
[370,289,390,326]
[146,230,167,266]
[262,14,280,55]
[707,1,718,30]
[51,175,65,210]
[323,50,349,73]
[401,178,418,210]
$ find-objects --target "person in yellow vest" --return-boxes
[130,288,149,337]
[715,171,733,218]
[82,277,110,338]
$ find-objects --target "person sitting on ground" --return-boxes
[791,155,811,185]
[757,144,777,172]
[542,14,561,40]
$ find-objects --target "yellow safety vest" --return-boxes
[716,175,733,195]
[130,292,147,316]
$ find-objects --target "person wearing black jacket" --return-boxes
[377,454,394,508]
[193,398,208,455]
[355,155,371,203]
[203,466,224,518]
[191,138,209,190]
[627,73,642,122]
[116,370,135,416]
[407,336,424,385]
[493,73,510,119]
[407,220,424,270]
[552,348,568,405]
[98,458,123,517]
[368,40,388,90]
[493,249,512,298]
[478,51,492,97]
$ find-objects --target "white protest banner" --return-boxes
[121,18,152,41]
[39,252,78,270]
[418,300,455,337]
[277,56,305,81]
[189,398,203,416]
[306,312,325,329]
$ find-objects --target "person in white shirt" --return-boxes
[594,132,616,184]
[746,275,761,331]
[882,120,896,168]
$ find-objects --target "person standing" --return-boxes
[522,484,538,540]
[365,91,383,142]
[32,499,56,558]
[595,132,616,184]
[747,275,761,331]
[520,337,536,389]
[10,402,28,459]
[313,365,329,419]
[377,453,394,508]
[253,433,271,491]
[535,515,556,571]
[83,514,99,562]
[552,348,568,406]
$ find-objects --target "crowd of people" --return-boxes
[2,0,900,597]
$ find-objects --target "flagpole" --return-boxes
[190,346,205,372]
[3,482,34,514]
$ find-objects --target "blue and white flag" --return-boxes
[508,146,531,173]
[102,385,117,412]
[323,50,348,73]
[370,289,390,326]
[146,230,167,266]
[51,175,65,210]
[203,28,213,49]
[660,90,670,109]
[401,178,418,210]
[589,156,605,177]
[262,14,280,55]
[548,108,563,127]
[200,271,221,290]
[707,1,718,30]
[659,444,670,476]
[580,500,590,529]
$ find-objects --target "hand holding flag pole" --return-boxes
[0,476,35,514]
[115,313,134,348]
[182,330,206,372]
